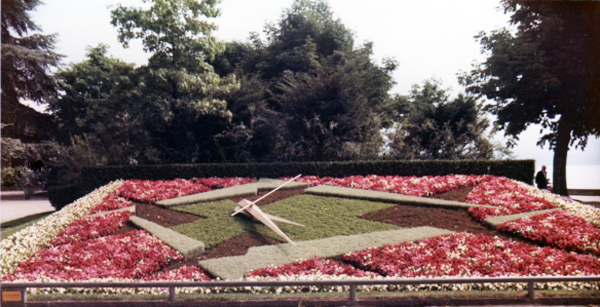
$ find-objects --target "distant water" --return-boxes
[566,165,600,189]
[541,164,600,189]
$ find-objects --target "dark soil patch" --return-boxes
[361,204,503,237]
[432,185,476,202]
[362,185,529,243]
[135,202,203,227]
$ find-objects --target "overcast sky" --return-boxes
[27,0,600,183]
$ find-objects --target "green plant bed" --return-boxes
[171,195,400,248]
[1,212,54,240]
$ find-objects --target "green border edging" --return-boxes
[198,227,455,280]
[129,216,204,259]
[305,185,497,210]
[483,209,562,228]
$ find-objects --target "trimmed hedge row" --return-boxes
[48,159,535,209]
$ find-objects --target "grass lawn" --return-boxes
[171,194,400,248]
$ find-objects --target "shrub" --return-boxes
[1,166,25,190]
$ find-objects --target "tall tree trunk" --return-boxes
[552,116,572,196]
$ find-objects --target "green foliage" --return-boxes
[210,0,396,162]
[387,80,510,160]
[1,166,25,190]
[1,0,61,141]
[47,45,158,165]
[110,0,239,163]
[1,0,62,105]
[460,1,600,195]
[171,194,398,248]
[47,182,92,211]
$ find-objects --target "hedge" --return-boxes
[47,159,534,210]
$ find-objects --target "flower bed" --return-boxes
[144,265,211,282]
[292,175,491,197]
[49,211,133,246]
[3,230,183,281]
[87,194,132,215]
[116,177,256,203]
[246,258,378,278]
[0,180,124,275]
[517,186,600,228]
[340,233,600,277]
[4,174,600,296]
[497,210,600,256]
[466,177,556,221]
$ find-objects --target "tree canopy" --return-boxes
[387,79,506,160]
[1,0,61,141]
[110,0,239,162]
[212,0,397,161]
[46,44,156,165]
[461,1,600,195]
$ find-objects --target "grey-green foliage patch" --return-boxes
[170,194,400,249]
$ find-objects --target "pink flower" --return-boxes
[340,233,600,278]
[4,230,183,281]
[88,194,132,215]
[286,175,491,197]
[246,258,378,278]
[498,210,600,256]
[467,177,556,221]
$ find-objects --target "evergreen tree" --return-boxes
[1,0,61,141]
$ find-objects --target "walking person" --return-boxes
[535,165,549,189]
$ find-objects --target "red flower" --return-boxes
[498,210,600,256]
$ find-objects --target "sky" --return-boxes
[26,0,600,187]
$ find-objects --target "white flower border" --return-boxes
[1,180,124,275]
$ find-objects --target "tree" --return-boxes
[46,44,158,165]
[387,80,507,160]
[1,0,61,141]
[460,1,600,195]
[212,0,396,161]
[111,0,238,162]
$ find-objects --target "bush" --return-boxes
[1,166,25,190]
